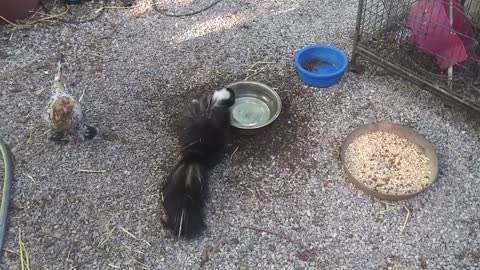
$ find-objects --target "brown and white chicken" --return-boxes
[46,61,97,141]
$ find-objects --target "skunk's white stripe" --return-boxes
[178,209,185,238]
[212,88,231,107]
[186,165,193,189]
[180,140,200,152]
[194,164,202,185]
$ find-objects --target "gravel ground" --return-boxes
[1,0,479,269]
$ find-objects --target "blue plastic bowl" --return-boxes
[294,45,349,88]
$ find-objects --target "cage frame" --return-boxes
[351,0,480,114]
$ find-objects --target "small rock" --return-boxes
[296,251,310,262]
[231,238,240,245]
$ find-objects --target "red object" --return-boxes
[407,0,475,71]
[0,0,40,24]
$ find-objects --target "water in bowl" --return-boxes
[231,97,271,127]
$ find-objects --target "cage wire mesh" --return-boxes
[352,0,480,113]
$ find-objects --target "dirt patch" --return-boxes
[151,68,316,200]
[230,90,313,166]
[157,69,315,168]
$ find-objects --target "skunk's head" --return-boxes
[212,87,235,108]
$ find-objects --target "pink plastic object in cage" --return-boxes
[407,0,475,71]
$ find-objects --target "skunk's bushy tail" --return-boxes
[162,157,207,238]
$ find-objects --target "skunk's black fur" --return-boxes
[162,88,235,238]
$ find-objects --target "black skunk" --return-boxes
[162,88,235,238]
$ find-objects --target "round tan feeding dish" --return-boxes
[341,121,439,201]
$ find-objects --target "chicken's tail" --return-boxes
[82,125,98,140]
[52,60,66,92]
[161,157,207,238]
[55,61,62,80]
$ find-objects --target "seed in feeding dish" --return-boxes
[345,131,432,196]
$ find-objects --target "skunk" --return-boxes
[162,88,235,238]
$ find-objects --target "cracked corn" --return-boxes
[345,131,431,195]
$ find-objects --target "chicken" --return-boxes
[46,61,97,141]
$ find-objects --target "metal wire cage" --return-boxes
[351,0,480,113]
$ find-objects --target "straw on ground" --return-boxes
[97,228,115,249]
[18,228,30,270]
